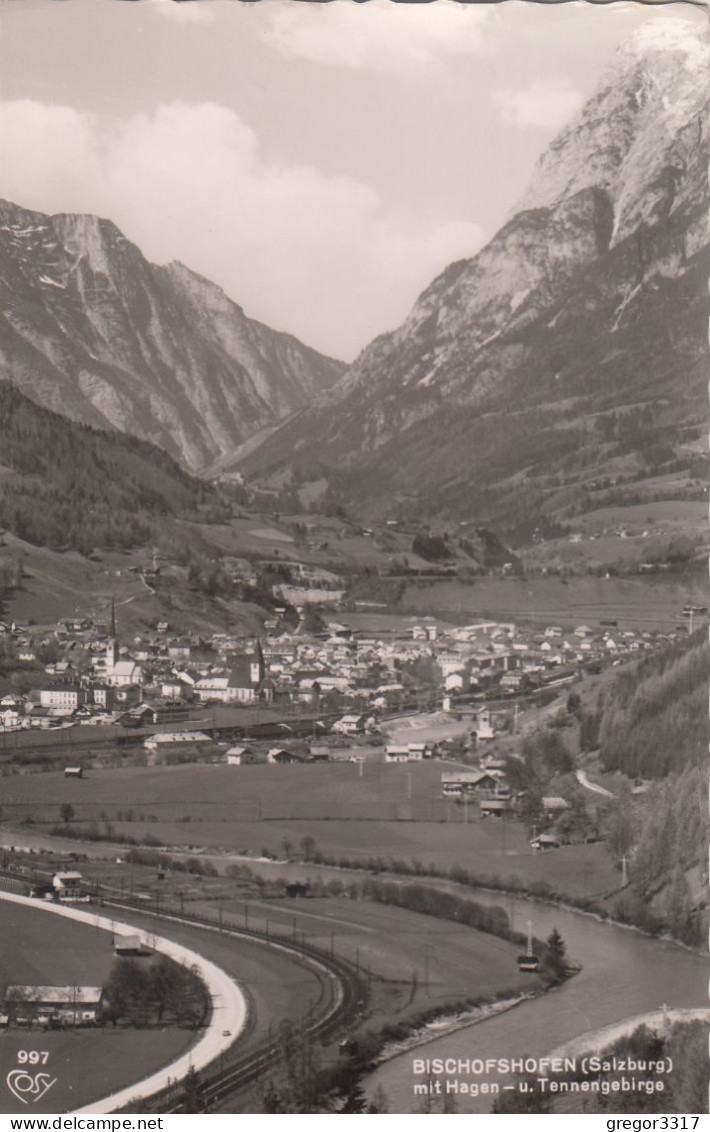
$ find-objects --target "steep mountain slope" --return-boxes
[240,22,709,537]
[0,202,344,472]
[0,381,220,553]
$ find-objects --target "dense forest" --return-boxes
[596,630,707,778]
[0,383,226,553]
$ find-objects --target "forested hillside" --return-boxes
[597,631,706,778]
[0,382,224,553]
[582,631,709,943]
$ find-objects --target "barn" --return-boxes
[4,985,103,1026]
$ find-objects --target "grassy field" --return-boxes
[0,900,193,1114]
[0,531,264,640]
[0,900,117,995]
[213,892,538,1031]
[399,574,706,631]
[0,1028,192,1114]
[1,760,456,823]
[1,758,620,901]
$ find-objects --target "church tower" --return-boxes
[106,597,119,673]
[249,638,265,685]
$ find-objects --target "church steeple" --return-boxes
[250,638,265,685]
[106,596,119,672]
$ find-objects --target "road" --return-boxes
[0,891,248,1115]
[576,769,615,798]
[2,827,704,1115]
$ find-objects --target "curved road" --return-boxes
[0,891,248,1114]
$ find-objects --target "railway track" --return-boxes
[0,871,367,1112]
[98,896,367,1113]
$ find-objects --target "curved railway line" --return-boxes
[0,870,367,1114]
[101,896,367,1114]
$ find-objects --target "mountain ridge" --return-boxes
[235,23,708,538]
[0,199,345,473]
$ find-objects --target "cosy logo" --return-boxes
[6,1070,57,1104]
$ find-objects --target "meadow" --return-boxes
[399,573,706,631]
[0,899,192,1114]
[2,759,620,901]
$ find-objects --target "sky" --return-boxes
[0,0,704,360]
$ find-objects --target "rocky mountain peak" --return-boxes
[520,18,708,245]
[240,23,709,532]
[0,199,345,472]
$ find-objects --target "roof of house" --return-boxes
[5,985,102,1004]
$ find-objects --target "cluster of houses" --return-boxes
[0,604,672,738]
[440,759,572,844]
[431,619,659,696]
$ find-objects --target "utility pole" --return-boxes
[621,855,628,887]
[407,772,412,800]
[526,920,534,958]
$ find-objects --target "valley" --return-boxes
[0,7,706,1116]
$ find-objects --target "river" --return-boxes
[2,826,706,1114]
[364,886,707,1112]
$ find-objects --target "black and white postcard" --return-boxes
[0,0,707,1118]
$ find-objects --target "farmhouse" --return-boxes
[531,834,561,851]
[267,747,306,765]
[51,871,87,901]
[384,745,415,763]
[64,766,84,779]
[4,985,103,1026]
[441,770,500,796]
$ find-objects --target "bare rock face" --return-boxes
[0,204,344,472]
[240,22,709,529]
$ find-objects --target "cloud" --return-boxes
[264,0,493,76]
[151,0,216,26]
[0,98,483,359]
[495,80,584,130]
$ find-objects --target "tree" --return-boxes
[299,835,317,861]
[181,1067,207,1114]
[59,803,75,824]
[338,1083,368,1113]
[280,837,294,860]
[546,928,566,958]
